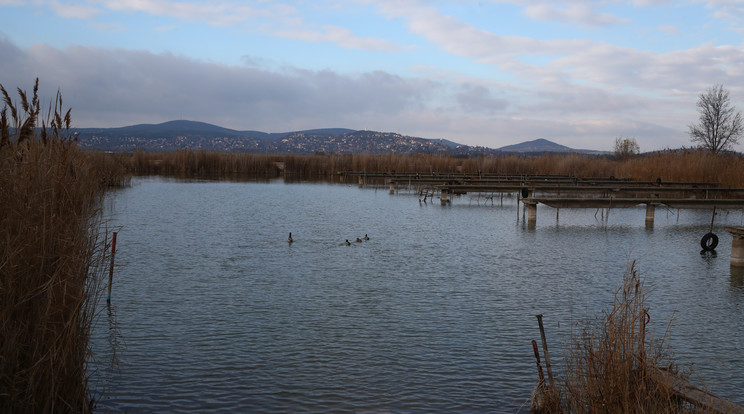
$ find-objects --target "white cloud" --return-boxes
[38,1,402,52]
[92,0,270,25]
[522,4,630,27]
[274,25,400,51]
[49,0,104,19]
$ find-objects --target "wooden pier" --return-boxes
[339,171,744,226]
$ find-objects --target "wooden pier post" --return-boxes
[440,188,449,204]
[525,201,537,225]
[106,231,118,303]
[725,227,744,267]
[389,181,395,194]
[645,203,656,226]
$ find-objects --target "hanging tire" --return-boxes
[700,232,719,251]
[521,187,529,198]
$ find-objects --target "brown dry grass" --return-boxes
[1,80,118,413]
[118,150,744,187]
[534,262,701,413]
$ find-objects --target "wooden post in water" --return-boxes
[531,340,545,385]
[709,206,717,233]
[726,227,744,267]
[389,180,395,194]
[525,201,537,225]
[440,188,448,205]
[107,231,118,303]
[645,203,655,227]
[536,314,554,388]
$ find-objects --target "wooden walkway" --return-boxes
[339,171,744,224]
[652,368,744,414]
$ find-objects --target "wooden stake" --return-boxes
[710,206,717,233]
[536,314,554,388]
[531,340,545,385]
[107,232,118,303]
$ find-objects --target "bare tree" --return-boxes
[613,137,639,160]
[689,84,743,153]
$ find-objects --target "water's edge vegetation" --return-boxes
[1,81,128,412]
[98,148,744,187]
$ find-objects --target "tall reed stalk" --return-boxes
[1,80,115,413]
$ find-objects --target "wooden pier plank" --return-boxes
[651,368,744,414]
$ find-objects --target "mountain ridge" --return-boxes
[75,120,604,155]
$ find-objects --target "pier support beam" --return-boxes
[525,201,537,224]
[726,227,744,267]
[441,189,449,204]
[389,181,395,194]
[645,203,656,226]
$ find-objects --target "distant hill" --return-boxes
[497,138,604,155]
[74,120,601,155]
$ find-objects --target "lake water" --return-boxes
[90,177,744,413]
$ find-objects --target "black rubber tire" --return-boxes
[700,232,719,251]
[521,187,529,198]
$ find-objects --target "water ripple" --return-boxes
[91,179,744,412]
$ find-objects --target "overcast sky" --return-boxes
[1,1,744,151]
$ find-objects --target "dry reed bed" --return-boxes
[533,263,697,413]
[1,80,120,413]
[0,139,111,413]
[118,150,744,187]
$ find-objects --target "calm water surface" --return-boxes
[90,177,744,413]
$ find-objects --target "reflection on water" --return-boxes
[731,266,744,289]
[90,178,744,413]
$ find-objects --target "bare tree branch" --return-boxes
[689,84,743,153]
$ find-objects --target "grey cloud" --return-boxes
[455,84,509,114]
[0,37,714,151]
[0,38,437,131]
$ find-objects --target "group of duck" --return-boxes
[287,232,369,245]
[344,234,370,245]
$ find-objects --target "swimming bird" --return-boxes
[288,232,293,243]
[356,237,362,243]
[345,239,351,246]
[363,234,369,240]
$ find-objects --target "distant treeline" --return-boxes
[92,149,744,187]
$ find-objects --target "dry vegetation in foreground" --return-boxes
[113,149,744,187]
[1,81,124,412]
[533,263,695,413]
